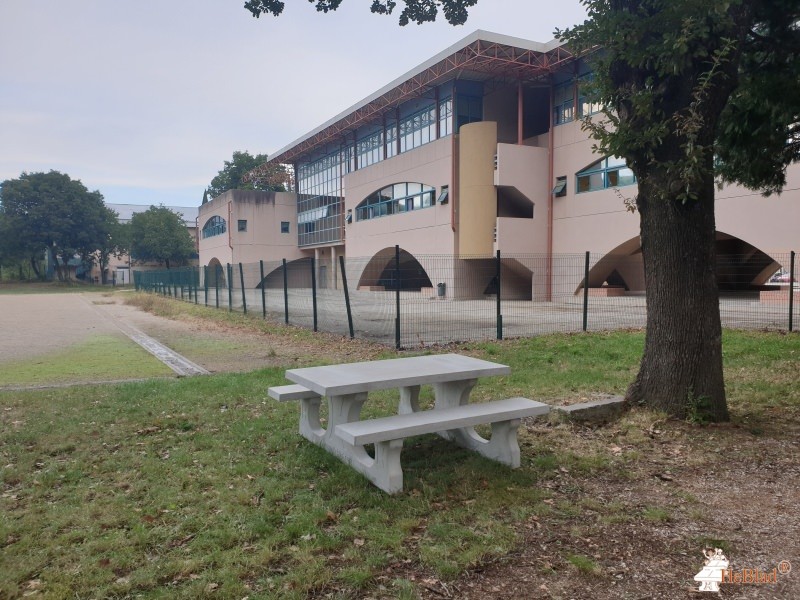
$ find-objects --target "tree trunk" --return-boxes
[626,170,729,422]
[30,256,41,279]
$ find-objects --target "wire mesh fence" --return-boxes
[134,249,798,348]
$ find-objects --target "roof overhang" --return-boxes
[265,30,576,166]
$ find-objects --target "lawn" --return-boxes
[1,321,798,599]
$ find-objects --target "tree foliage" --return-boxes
[0,171,118,281]
[129,206,195,269]
[206,151,288,200]
[244,0,477,25]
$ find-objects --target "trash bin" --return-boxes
[437,282,446,297]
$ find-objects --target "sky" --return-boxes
[0,1,587,208]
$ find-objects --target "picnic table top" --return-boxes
[284,353,510,396]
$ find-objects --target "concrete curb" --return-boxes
[551,395,627,423]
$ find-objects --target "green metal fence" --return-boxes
[134,250,798,349]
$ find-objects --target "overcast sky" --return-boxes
[0,1,587,208]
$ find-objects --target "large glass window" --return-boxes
[356,130,383,168]
[355,183,436,221]
[456,94,482,131]
[576,156,636,193]
[553,82,575,125]
[296,148,350,246]
[202,216,226,239]
[399,105,437,153]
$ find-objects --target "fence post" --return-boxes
[283,258,289,324]
[239,263,247,315]
[215,265,220,308]
[227,263,233,311]
[582,251,590,332]
[260,260,266,319]
[203,266,208,306]
[395,245,401,350]
[340,255,354,339]
[790,250,796,333]
[496,250,503,340]
[311,256,318,332]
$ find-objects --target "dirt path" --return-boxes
[0,291,372,380]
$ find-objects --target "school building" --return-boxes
[198,30,798,300]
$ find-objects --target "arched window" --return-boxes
[576,156,636,193]
[202,215,227,239]
[355,183,436,221]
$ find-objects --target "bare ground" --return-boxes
[1,290,797,598]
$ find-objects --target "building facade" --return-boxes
[198,30,799,300]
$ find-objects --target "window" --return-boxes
[399,105,437,153]
[385,120,398,159]
[356,130,383,168]
[552,177,567,197]
[437,185,449,204]
[578,73,602,117]
[237,219,247,232]
[296,148,348,246]
[553,82,574,125]
[439,96,452,137]
[355,183,436,221]
[281,221,290,233]
[201,216,226,239]
[456,94,482,131]
[576,157,636,193]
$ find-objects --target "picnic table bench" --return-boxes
[268,354,549,494]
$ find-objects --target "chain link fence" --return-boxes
[134,249,798,348]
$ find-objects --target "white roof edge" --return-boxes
[269,29,565,162]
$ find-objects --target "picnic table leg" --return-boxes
[299,396,325,443]
[432,379,521,466]
[324,392,405,493]
[433,378,480,444]
[398,385,421,414]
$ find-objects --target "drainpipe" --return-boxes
[227,200,233,265]
[451,85,458,235]
[517,79,523,145]
[547,78,555,302]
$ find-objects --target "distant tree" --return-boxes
[129,206,195,269]
[202,189,209,205]
[206,151,288,200]
[0,171,116,281]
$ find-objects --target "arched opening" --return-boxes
[257,257,313,289]
[357,248,433,291]
[577,233,784,294]
[206,258,226,288]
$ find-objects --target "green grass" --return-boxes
[1,325,798,598]
[0,334,173,386]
